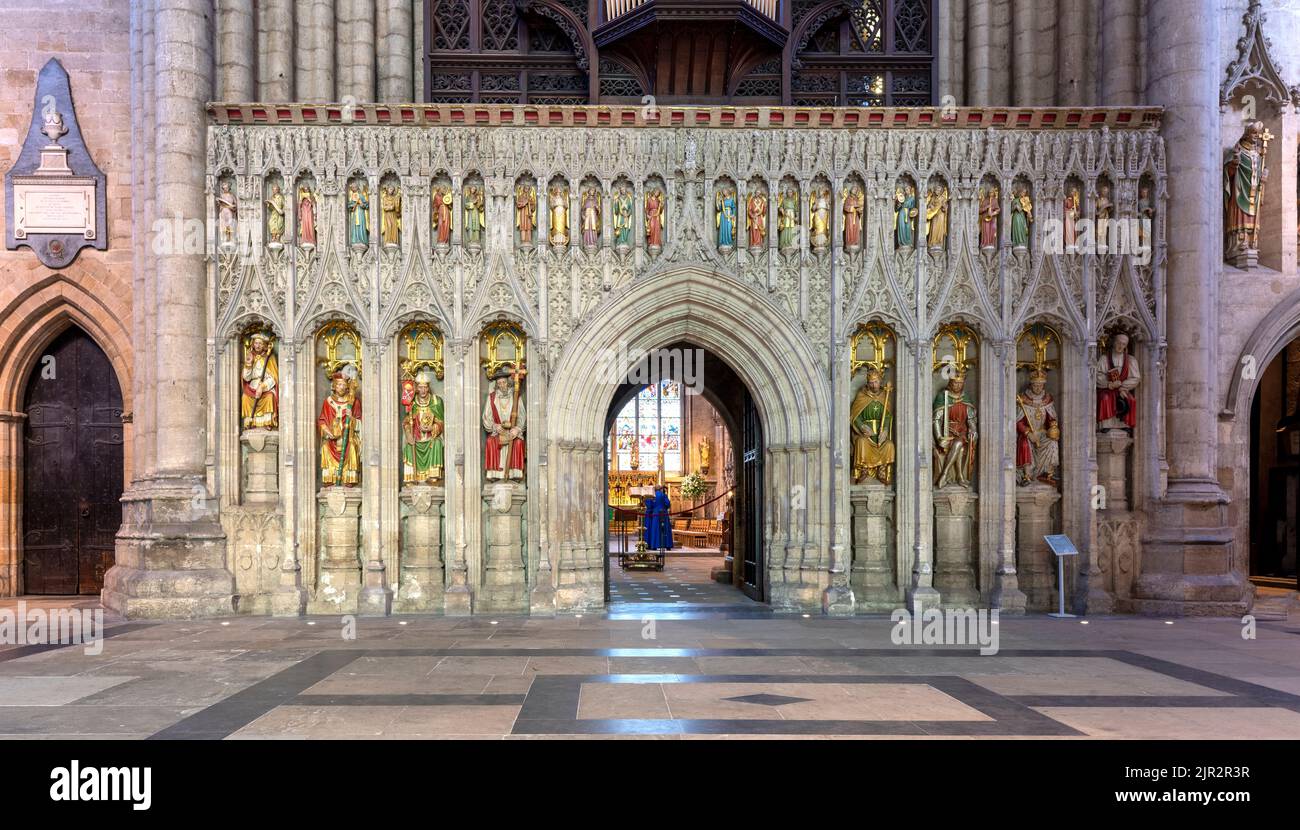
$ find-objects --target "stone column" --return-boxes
[850,484,896,611]
[258,0,294,101]
[480,481,528,613]
[215,0,255,101]
[1014,484,1060,611]
[964,0,991,106]
[0,413,24,597]
[337,0,377,103]
[296,0,335,102]
[317,488,363,612]
[413,0,425,102]
[378,0,413,103]
[1056,1,1088,106]
[1010,0,1034,106]
[241,431,280,504]
[1101,0,1141,105]
[106,0,234,620]
[396,487,445,612]
[933,487,978,606]
[1137,0,1246,615]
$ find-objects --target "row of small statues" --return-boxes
[217,177,1157,256]
[240,332,528,487]
[850,333,1140,488]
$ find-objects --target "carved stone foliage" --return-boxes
[208,123,1165,368]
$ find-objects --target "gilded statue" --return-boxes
[933,372,977,489]
[241,331,278,430]
[319,366,362,487]
[1016,369,1059,486]
[851,368,894,485]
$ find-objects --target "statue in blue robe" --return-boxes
[716,190,737,249]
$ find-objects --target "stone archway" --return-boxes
[545,269,833,612]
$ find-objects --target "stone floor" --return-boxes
[0,595,1298,739]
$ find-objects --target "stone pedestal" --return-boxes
[479,482,528,613]
[932,487,978,606]
[1015,484,1061,611]
[316,488,362,612]
[850,484,897,611]
[240,430,279,504]
[1134,491,1249,616]
[1096,430,1132,511]
[395,487,445,613]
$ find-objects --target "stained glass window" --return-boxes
[610,380,685,474]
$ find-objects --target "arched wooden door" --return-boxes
[22,327,124,595]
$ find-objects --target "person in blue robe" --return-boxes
[651,486,674,550]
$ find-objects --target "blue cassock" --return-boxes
[641,497,656,546]
[651,491,674,550]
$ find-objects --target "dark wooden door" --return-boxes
[22,328,123,595]
[740,390,764,601]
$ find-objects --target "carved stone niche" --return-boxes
[316,488,363,613]
[932,487,979,607]
[396,486,445,613]
[241,430,280,504]
[850,483,896,610]
[478,481,528,614]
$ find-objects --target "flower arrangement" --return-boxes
[679,472,708,500]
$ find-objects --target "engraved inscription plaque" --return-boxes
[13,180,96,238]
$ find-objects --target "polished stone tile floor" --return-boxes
[0,600,1297,739]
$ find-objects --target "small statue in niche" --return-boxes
[747,190,768,249]
[241,331,278,431]
[1137,183,1154,251]
[319,366,362,487]
[1063,185,1081,252]
[613,185,634,249]
[645,188,665,250]
[1096,183,1114,253]
[842,185,863,251]
[265,182,286,249]
[716,187,737,250]
[1016,368,1060,487]
[347,180,370,250]
[432,186,453,247]
[515,184,537,246]
[850,368,895,485]
[978,184,1000,250]
[777,187,799,250]
[1096,331,1140,432]
[581,186,602,248]
[297,183,318,250]
[1224,120,1269,266]
[925,183,950,251]
[216,179,238,252]
[464,185,485,248]
[402,372,444,485]
[1010,186,1033,250]
[697,437,713,476]
[809,186,832,250]
[894,184,918,249]
[483,363,526,481]
[933,371,977,489]
[380,183,401,249]
[549,184,569,246]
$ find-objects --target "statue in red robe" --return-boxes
[483,364,526,481]
[1096,332,1140,431]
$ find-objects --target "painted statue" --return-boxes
[464,185,485,247]
[850,368,894,485]
[716,188,737,249]
[297,184,318,249]
[318,367,362,487]
[347,181,370,249]
[894,185,918,248]
[1137,184,1153,250]
[933,372,977,489]
[777,188,799,249]
[1224,121,1267,260]
[747,190,768,249]
[697,437,713,475]
[432,187,453,247]
[581,186,601,247]
[516,184,537,245]
[549,185,569,246]
[842,186,863,249]
[645,188,665,249]
[483,364,526,481]
[216,180,238,249]
[240,331,278,430]
[1016,369,1060,486]
[1096,183,1114,252]
[402,372,444,485]
[380,183,401,249]
[1096,332,1140,431]
[925,184,950,250]
[809,187,831,248]
[1063,185,1081,250]
[265,183,286,247]
[978,185,1000,249]
[613,185,634,248]
[1010,186,1033,250]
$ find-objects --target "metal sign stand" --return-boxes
[1043,534,1079,618]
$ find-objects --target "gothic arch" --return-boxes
[1221,286,1300,422]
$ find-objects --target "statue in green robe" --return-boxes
[1224,120,1267,263]
[402,373,445,485]
[851,368,894,485]
[778,188,799,250]
[1010,186,1033,250]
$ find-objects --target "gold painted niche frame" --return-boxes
[480,320,527,378]
[399,321,445,382]
[931,322,980,374]
[316,320,363,379]
[851,321,896,377]
[1016,322,1062,375]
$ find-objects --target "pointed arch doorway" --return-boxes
[21,326,124,595]
[602,342,765,608]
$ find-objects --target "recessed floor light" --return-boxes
[1080,620,1089,625]
[1164,621,1174,625]
[399,621,408,625]
[220,621,230,626]
[307,621,316,626]
[490,621,499,625]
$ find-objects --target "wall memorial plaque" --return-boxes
[4,58,107,269]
